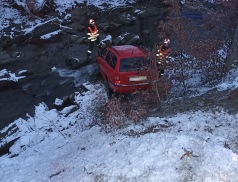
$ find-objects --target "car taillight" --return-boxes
[115,74,120,84]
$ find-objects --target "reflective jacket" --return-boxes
[156,45,172,64]
[87,25,99,41]
[158,45,171,57]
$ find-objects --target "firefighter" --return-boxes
[86,19,102,60]
[156,38,172,77]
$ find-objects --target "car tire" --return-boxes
[105,80,113,99]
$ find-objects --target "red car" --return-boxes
[96,45,158,96]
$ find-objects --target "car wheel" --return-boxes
[105,80,113,98]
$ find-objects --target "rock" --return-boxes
[119,13,136,25]
[53,98,64,110]
[38,56,48,62]
[12,52,24,59]
[26,0,46,15]
[143,30,150,36]
[0,51,12,60]
[0,80,18,91]
[77,24,87,32]
[112,32,135,45]
[53,93,77,111]
[125,35,142,45]
[17,70,34,77]
[12,35,28,45]
[228,88,238,99]
[63,94,76,107]
[64,14,72,21]
[61,105,78,117]
[108,6,133,17]
[22,84,37,96]
[75,37,88,44]
[11,44,17,50]
[26,18,61,39]
[65,57,86,69]
[70,35,80,42]
[146,7,166,16]
[0,36,12,48]
[64,28,77,34]
[98,22,122,32]
[59,30,67,35]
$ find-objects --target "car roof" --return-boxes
[111,45,148,58]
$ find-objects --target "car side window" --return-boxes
[105,51,112,64]
[105,51,117,70]
[100,48,108,59]
[110,55,117,69]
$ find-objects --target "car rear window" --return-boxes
[119,57,153,72]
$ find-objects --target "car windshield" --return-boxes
[119,57,153,72]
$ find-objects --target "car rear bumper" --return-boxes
[110,81,152,93]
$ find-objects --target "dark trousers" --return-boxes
[87,38,100,58]
[156,62,164,77]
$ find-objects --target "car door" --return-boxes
[97,48,109,79]
[104,50,117,87]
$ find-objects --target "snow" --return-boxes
[1,69,238,181]
[0,69,25,82]
[216,68,238,91]
[1,0,238,181]
[40,30,62,39]
[54,98,64,106]
[54,0,135,15]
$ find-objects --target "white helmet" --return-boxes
[89,19,94,24]
[163,39,170,44]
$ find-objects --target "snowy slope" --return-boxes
[1,75,238,181]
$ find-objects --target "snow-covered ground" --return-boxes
[1,66,238,181]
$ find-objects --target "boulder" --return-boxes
[70,35,80,43]
[0,51,12,60]
[77,24,87,32]
[11,44,17,50]
[0,36,12,48]
[26,0,46,15]
[108,6,133,17]
[125,35,142,45]
[63,28,77,34]
[65,57,86,69]
[61,105,78,117]
[53,94,77,111]
[143,30,151,36]
[12,35,28,45]
[98,22,121,32]
[138,7,167,18]
[22,83,38,97]
[75,37,88,44]
[119,13,136,25]
[17,70,34,77]
[0,80,18,91]
[12,52,24,59]
[26,18,61,39]
[228,88,238,99]
[112,32,135,45]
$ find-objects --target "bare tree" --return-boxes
[154,0,237,95]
